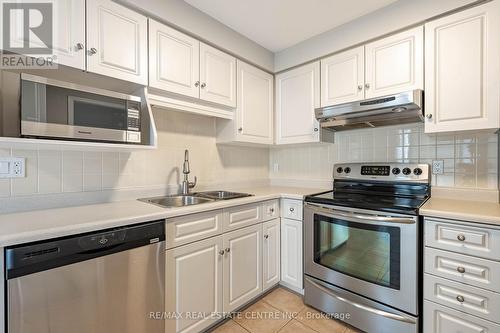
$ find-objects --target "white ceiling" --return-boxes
[183,0,399,52]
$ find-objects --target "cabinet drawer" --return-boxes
[281,199,303,221]
[166,210,223,249]
[424,300,500,333]
[424,274,500,323]
[263,200,279,221]
[223,203,262,232]
[425,247,500,293]
[425,218,500,261]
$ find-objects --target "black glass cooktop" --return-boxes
[305,180,431,215]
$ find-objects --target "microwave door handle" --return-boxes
[305,203,415,225]
[305,277,417,324]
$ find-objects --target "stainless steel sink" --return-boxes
[194,191,253,200]
[139,195,214,208]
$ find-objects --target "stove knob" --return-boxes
[344,167,351,174]
[336,167,343,174]
[413,168,423,175]
[392,168,401,175]
[402,167,412,175]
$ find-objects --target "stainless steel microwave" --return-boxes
[20,74,142,144]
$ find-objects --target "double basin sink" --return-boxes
[139,191,253,208]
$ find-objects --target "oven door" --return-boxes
[304,202,419,315]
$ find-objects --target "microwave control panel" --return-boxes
[127,101,141,131]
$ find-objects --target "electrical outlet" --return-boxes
[432,160,444,175]
[0,158,25,178]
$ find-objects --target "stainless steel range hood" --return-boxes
[315,90,423,131]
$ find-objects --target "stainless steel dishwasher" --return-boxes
[5,220,165,333]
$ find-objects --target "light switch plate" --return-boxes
[0,157,25,178]
[432,160,444,175]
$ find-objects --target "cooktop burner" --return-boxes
[305,163,431,215]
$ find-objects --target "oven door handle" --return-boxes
[304,203,416,224]
[306,277,417,324]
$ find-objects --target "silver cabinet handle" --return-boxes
[218,250,225,256]
[89,47,97,55]
[289,207,295,212]
[357,85,363,91]
[314,128,319,132]
[76,43,84,50]
[264,234,269,239]
[225,248,230,253]
[194,81,200,87]
[456,295,465,303]
[238,127,243,132]
[426,114,433,120]
[269,208,274,213]
[306,277,416,324]
[457,234,466,242]
[365,83,370,89]
[457,267,466,273]
[201,83,206,88]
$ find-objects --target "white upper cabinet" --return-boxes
[424,1,500,133]
[321,46,364,106]
[217,60,273,145]
[52,0,86,70]
[364,26,423,98]
[86,0,148,85]
[200,43,237,108]
[275,62,320,145]
[149,20,200,98]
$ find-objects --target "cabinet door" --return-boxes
[223,224,262,312]
[281,218,303,293]
[53,0,86,69]
[149,20,200,98]
[86,0,148,84]
[236,60,273,144]
[424,1,500,133]
[364,26,423,98]
[321,46,364,106]
[424,300,500,333]
[6,0,85,69]
[166,236,223,333]
[200,43,236,107]
[263,219,281,291]
[275,62,320,145]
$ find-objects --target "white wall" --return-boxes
[274,0,481,71]
[0,110,270,213]
[118,0,274,71]
[271,124,498,190]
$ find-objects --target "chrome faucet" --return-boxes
[181,149,197,195]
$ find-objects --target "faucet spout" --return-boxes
[183,149,190,174]
[181,149,196,195]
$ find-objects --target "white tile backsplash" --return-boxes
[270,124,498,190]
[1,110,270,199]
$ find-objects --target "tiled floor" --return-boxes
[210,287,363,333]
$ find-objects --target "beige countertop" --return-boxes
[0,186,326,247]
[421,197,500,226]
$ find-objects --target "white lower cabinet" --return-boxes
[280,218,303,293]
[223,224,262,312]
[165,236,223,333]
[165,202,283,333]
[424,300,500,333]
[263,219,281,291]
[424,217,500,332]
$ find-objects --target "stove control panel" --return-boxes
[334,163,430,183]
